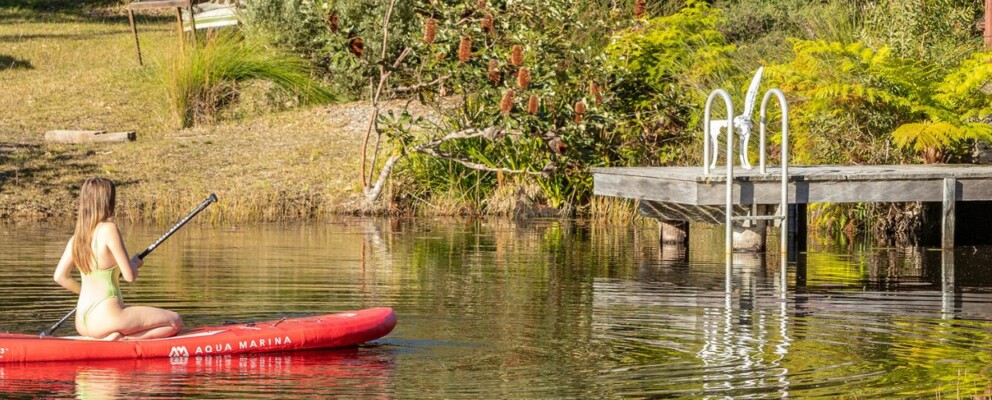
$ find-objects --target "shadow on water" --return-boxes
[0,54,33,70]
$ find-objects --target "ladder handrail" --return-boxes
[703,89,734,178]
[702,89,735,256]
[701,87,789,256]
[760,88,789,255]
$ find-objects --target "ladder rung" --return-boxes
[731,215,786,221]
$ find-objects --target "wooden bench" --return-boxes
[127,0,196,66]
[127,1,240,66]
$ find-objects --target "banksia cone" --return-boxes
[424,18,437,44]
[481,13,494,34]
[527,94,539,115]
[510,45,523,66]
[634,0,646,19]
[437,52,446,60]
[500,89,515,115]
[488,59,501,83]
[477,0,487,10]
[589,81,603,105]
[516,67,531,89]
[349,37,365,58]
[549,137,567,154]
[458,36,472,62]
[574,101,586,123]
[326,11,339,33]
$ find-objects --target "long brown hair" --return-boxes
[72,178,116,274]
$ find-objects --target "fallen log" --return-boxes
[44,130,136,144]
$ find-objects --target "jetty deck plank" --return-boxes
[593,165,992,206]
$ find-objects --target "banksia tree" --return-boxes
[634,0,646,19]
[488,59,501,83]
[510,45,523,66]
[424,18,437,44]
[574,101,586,123]
[458,36,472,62]
[528,94,539,115]
[516,67,531,89]
[500,89,515,115]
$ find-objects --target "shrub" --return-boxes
[355,0,639,212]
[859,0,982,68]
[240,0,418,96]
[763,40,933,164]
[159,31,334,128]
[605,0,737,165]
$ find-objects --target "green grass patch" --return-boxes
[157,31,335,128]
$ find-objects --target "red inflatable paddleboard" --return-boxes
[0,308,395,363]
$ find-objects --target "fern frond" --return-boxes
[891,121,986,154]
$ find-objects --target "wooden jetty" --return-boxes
[593,164,992,251]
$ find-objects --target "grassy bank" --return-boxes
[0,7,379,223]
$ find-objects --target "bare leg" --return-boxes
[116,306,183,340]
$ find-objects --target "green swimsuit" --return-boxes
[79,261,123,326]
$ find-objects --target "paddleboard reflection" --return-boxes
[0,346,396,398]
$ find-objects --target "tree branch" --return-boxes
[364,153,403,203]
[391,74,451,94]
[414,146,547,177]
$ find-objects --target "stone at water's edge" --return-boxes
[973,141,992,164]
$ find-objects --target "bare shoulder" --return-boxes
[94,221,122,239]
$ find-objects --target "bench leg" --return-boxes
[128,9,143,65]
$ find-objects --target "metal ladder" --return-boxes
[702,89,790,256]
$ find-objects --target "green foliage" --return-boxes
[764,40,935,164]
[859,0,982,68]
[935,50,992,120]
[158,31,334,128]
[891,121,992,163]
[608,0,736,102]
[605,0,736,165]
[364,0,636,214]
[241,0,418,96]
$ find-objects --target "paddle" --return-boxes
[39,193,219,337]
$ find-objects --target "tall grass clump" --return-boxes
[160,31,334,128]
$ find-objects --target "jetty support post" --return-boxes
[787,204,807,262]
[659,220,689,262]
[942,178,956,249]
[941,248,955,319]
[732,204,768,252]
[660,220,689,245]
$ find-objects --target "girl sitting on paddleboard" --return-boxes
[53,177,183,340]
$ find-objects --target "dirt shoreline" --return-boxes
[0,100,405,223]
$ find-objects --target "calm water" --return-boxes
[2,218,992,398]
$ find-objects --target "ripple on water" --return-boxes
[4,221,992,398]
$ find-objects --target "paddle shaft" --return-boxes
[40,193,219,337]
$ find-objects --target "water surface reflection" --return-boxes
[1,219,992,398]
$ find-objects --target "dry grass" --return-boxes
[0,10,371,223]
